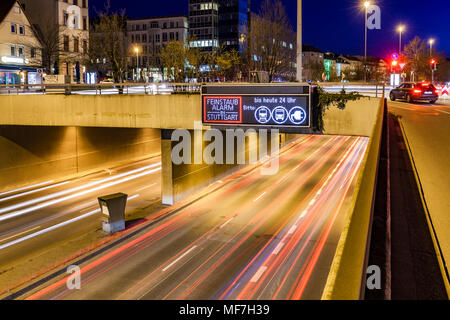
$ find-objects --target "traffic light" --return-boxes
[391,60,399,73]
[430,59,438,71]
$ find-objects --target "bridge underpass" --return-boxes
[0,93,383,300]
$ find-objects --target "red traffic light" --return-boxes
[392,60,398,66]
[430,59,437,65]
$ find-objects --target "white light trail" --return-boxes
[0,163,161,215]
[0,167,161,223]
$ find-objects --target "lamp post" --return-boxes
[429,39,435,57]
[397,25,405,55]
[364,1,370,83]
[296,0,302,82]
[134,47,139,82]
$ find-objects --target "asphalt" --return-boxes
[0,157,162,292]
[14,135,369,300]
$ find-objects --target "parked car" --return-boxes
[390,82,439,104]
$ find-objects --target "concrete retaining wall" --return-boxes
[0,126,160,192]
[0,94,200,129]
[322,98,385,299]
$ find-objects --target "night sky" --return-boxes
[89,0,450,58]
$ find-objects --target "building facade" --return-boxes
[0,0,42,85]
[189,0,219,51]
[302,45,324,81]
[20,0,89,83]
[218,0,249,53]
[127,15,188,82]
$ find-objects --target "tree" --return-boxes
[248,0,295,82]
[160,41,188,82]
[216,49,240,81]
[403,36,429,81]
[89,3,128,83]
[32,23,60,74]
[308,60,325,82]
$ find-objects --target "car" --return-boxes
[100,78,114,84]
[390,82,439,104]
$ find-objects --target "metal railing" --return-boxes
[0,82,202,96]
[0,82,393,97]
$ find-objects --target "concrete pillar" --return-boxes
[160,128,272,206]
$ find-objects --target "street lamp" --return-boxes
[397,25,405,54]
[429,39,435,57]
[134,47,139,82]
[296,0,302,82]
[363,1,370,83]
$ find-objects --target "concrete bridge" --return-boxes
[0,93,384,299]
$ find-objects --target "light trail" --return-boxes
[0,162,161,215]
[0,181,54,197]
[0,167,161,222]
[26,135,322,300]
[0,209,100,251]
[0,181,70,203]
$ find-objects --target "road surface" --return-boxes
[0,157,162,289]
[17,135,368,300]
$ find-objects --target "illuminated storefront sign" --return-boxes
[1,56,29,64]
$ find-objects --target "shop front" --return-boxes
[0,63,42,85]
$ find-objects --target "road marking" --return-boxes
[136,183,156,192]
[250,266,268,283]
[272,242,285,255]
[162,246,198,272]
[128,194,140,201]
[0,209,100,250]
[219,218,233,229]
[0,226,41,243]
[288,225,297,235]
[300,210,308,219]
[253,192,266,202]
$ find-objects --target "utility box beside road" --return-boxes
[98,193,128,233]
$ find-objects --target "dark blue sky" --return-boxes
[90,0,450,58]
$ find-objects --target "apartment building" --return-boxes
[20,0,89,83]
[128,15,188,81]
[0,0,42,85]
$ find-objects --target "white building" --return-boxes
[0,0,42,85]
[128,15,188,82]
[20,0,89,83]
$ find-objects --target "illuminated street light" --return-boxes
[397,25,405,54]
[429,39,435,57]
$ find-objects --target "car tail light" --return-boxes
[413,89,422,94]
[435,90,439,94]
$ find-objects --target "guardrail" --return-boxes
[0,83,202,95]
[6,82,447,99]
